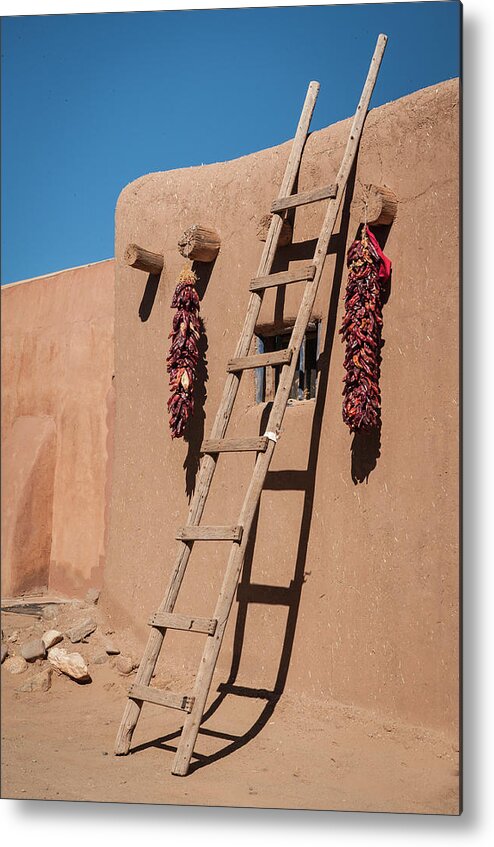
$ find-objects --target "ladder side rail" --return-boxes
[115,81,320,757]
[180,78,321,526]
[265,33,388,438]
[172,34,387,776]
[207,79,321,436]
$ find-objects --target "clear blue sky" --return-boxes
[1,2,460,284]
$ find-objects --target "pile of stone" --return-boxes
[2,627,91,689]
[1,588,140,694]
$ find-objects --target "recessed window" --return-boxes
[255,321,320,403]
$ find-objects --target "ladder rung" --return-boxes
[176,525,243,542]
[201,436,269,454]
[271,182,338,213]
[227,349,292,372]
[129,684,195,713]
[149,611,217,635]
[249,264,316,292]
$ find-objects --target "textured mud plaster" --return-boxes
[1,416,56,596]
[104,80,459,736]
[1,261,115,597]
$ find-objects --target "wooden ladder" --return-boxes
[115,34,388,776]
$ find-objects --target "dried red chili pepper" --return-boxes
[340,226,391,433]
[167,266,201,438]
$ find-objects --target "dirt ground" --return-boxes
[1,597,459,814]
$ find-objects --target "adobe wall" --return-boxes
[104,80,459,735]
[1,261,115,598]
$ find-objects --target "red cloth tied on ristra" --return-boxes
[366,226,391,281]
[339,226,391,433]
[167,266,201,438]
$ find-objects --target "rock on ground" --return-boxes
[48,647,91,681]
[85,588,100,605]
[104,640,120,655]
[65,619,97,644]
[4,656,28,674]
[18,668,53,693]
[1,644,8,663]
[42,606,58,621]
[21,639,47,661]
[42,630,63,649]
[115,656,135,675]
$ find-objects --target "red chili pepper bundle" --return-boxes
[167,266,201,438]
[340,226,391,433]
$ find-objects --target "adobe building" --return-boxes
[104,78,459,738]
[2,79,459,741]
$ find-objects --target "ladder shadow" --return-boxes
[270,236,341,327]
[130,160,357,772]
[130,688,281,771]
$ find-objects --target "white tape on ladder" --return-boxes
[263,431,279,443]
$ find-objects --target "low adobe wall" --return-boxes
[1,260,115,598]
[104,80,459,735]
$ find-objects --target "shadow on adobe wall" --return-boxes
[138,273,160,322]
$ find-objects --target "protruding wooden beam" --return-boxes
[178,225,221,262]
[362,184,398,226]
[124,243,164,275]
[256,214,292,246]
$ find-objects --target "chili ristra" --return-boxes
[167,266,201,438]
[340,226,391,433]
